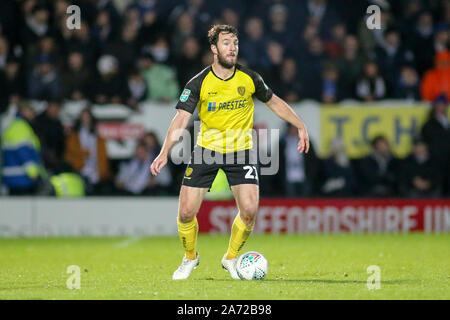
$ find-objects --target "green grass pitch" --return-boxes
[0,234,448,300]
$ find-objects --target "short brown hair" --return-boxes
[207,24,238,46]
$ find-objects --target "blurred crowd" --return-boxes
[1,0,450,110]
[2,94,449,197]
[265,94,450,198]
[1,0,450,197]
[2,101,173,196]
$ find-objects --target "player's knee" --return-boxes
[240,201,258,221]
[178,205,197,223]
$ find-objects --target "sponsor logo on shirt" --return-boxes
[217,99,247,111]
[208,102,216,111]
[207,100,248,111]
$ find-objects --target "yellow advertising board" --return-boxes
[320,105,431,158]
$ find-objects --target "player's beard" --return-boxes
[217,48,236,69]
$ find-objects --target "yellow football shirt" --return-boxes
[176,64,273,153]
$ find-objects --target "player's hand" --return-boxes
[297,125,310,154]
[150,153,168,176]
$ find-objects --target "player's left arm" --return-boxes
[265,94,310,153]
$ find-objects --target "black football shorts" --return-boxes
[182,145,259,189]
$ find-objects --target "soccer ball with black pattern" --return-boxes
[236,251,268,280]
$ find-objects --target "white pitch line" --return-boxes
[115,236,142,248]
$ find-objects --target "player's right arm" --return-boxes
[150,70,204,176]
[150,109,192,176]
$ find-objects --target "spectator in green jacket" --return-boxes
[139,52,179,103]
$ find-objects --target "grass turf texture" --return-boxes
[0,234,448,300]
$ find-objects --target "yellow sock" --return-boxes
[226,213,254,260]
[177,217,198,260]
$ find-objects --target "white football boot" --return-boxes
[221,254,240,279]
[172,253,200,280]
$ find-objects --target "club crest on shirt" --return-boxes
[237,86,245,96]
[180,89,191,102]
[185,167,193,177]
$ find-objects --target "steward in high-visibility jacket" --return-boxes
[50,173,85,197]
[1,105,45,193]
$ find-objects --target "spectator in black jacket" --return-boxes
[421,94,450,195]
[174,37,203,89]
[375,27,415,95]
[276,123,321,197]
[103,23,140,75]
[62,51,92,101]
[358,135,401,197]
[302,0,341,39]
[91,9,116,50]
[267,3,295,48]
[320,137,357,197]
[335,35,365,100]
[399,137,441,198]
[240,17,268,70]
[1,56,26,108]
[26,36,62,72]
[409,11,435,76]
[27,54,62,100]
[65,21,97,67]
[33,100,66,174]
[271,57,302,103]
[92,55,127,105]
[356,61,387,101]
[125,69,148,110]
[299,36,325,100]
[20,4,53,52]
[395,65,421,100]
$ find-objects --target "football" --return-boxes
[236,251,268,280]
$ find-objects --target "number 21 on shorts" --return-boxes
[243,165,258,180]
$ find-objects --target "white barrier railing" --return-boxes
[0,197,178,237]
